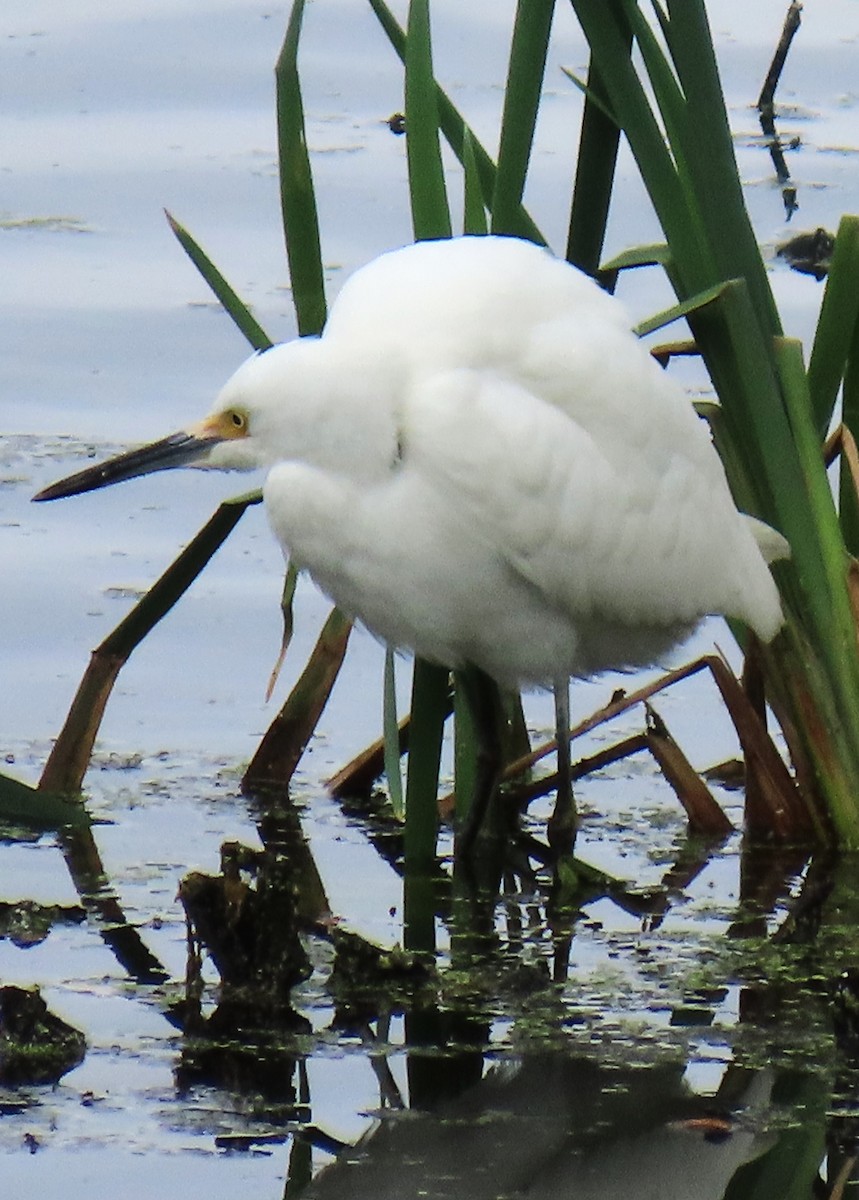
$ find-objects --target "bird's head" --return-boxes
[32,343,312,503]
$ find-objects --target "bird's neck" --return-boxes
[285,338,402,481]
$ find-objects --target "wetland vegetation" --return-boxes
[5,1,859,1196]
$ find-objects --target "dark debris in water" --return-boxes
[776,226,835,279]
[326,928,440,1035]
[0,986,85,1086]
[0,899,85,948]
[179,839,312,1002]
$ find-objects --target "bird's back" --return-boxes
[324,235,629,386]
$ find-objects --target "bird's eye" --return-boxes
[229,410,247,433]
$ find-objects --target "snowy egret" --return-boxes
[35,236,786,856]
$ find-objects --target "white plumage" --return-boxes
[37,235,785,690]
[210,235,785,687]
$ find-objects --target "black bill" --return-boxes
[33,430,219,502]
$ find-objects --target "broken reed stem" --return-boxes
[757,1,802,216]
[644,703,733,839]
[504,732,649,809]
[757,1,803,114]
[825,423,859,499]
[242,608,353,793]
[514,652,808,842]
[39,495,260,794]
[327,713,413,798]
[506,705,731,841]
[503,657,713,781]
[331,651,810,845]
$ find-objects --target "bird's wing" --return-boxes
[403,366,746,631]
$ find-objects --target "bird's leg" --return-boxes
[547,678,577,858]
[455,665,507,860]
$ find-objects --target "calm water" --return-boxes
[3,1,859,1196]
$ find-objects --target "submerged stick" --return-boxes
[757,2,803,114]
[757,1,802,218]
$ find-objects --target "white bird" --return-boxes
[35,236,786,857]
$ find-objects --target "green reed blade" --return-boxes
[566,51,624,276]
[276,0,327,334]
[462,127,489,235]
[165,211,273,351]
[404,0,451,240]
[384,648,405,819]
[490,0,555,238]
[404,660,449,869]
[366,0,545,245]
[808,214,859,436]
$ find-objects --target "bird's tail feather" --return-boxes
[744,515,791,564]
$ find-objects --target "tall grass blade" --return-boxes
[599,241,671,274]
[462,127,489,235]
[660,0,780,331]
[403,870,437,953]
[491,0,555,238]
[570,0,859,842]
[570,1,701,277]
[276,0,327,334]
[807,214,859,435]
[384,648,405,818]
[400,0,456,863]
[774,341,855,641]
[366,0,545,244]
[165,211,273,351]
[566,51,625,275]
[452,672,478,827]
[633,281,729,338]
[404,660,448,869]
[0,770,89,831]
[841,324,859,554]
[404,0,451,240]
